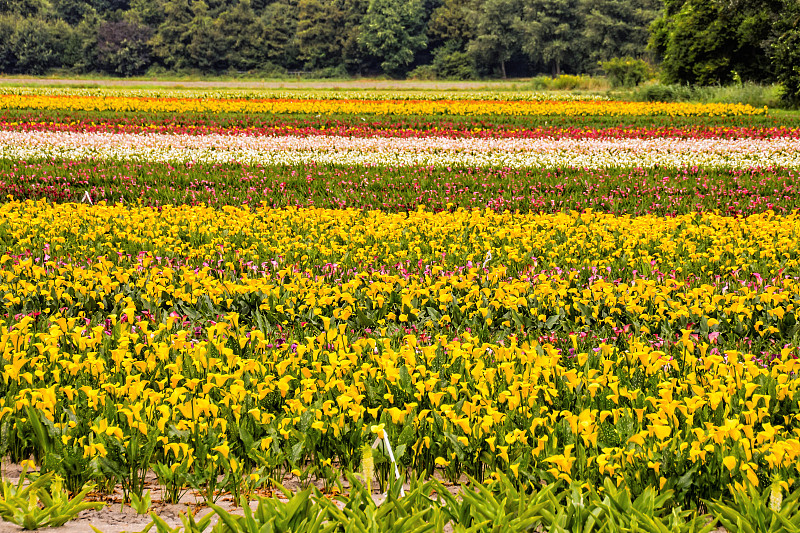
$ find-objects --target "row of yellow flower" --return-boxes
[0,201,798,494]
[1,288,797,492]
[0,93,766,117]
[0,202,795,280]
[0,87,609,102]
[0,253,796,348]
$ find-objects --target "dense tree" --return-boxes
[54,0,97,25]
[519,0,581,76]
[339,0,371,74]
[0,16,17,73]
[772,3,800,106]
[425,0,477,77]
[12,19,73,74]
[217,0,265,71]
[150,0,194,70]
[95,20,153,75]
[186,1,229,71]
[428,0,475,50]
[578,0,659,68]
[260,0,299,70]
[87,0,130,17]
[296,0,345,70]
[0,0,46,16]
[468,0,521,78]
[1,0,797,90]
[128,0,165,27]
[359,0,427,77]
[650,0,782,84]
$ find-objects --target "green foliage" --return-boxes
[260,0,300,71]
[0,15,16,73]
[579,0,661,67]
[139,510,214,533]
[519,0,580,76]
[7,18,73,75]
[427,0,475,51]
[651,0,733,85]
[130,490,152,515]
[467,0,521,78]
[635,82,686,102]
[433,50,478,80]
[153,460,190,504]
[210,488,322,533]
[54,0,96,25]
[95,20,153,76]
[24,406,97,496]
[359,0,427,77]
[128,473,724,532]
[706,483,800,532]
[314,473,446,532]
[600,57,652,87]
[450,473,557,530]
[521,74,608,90]
[0,0,46,17]
[411,43,478,80]
[296,0,345,70]
[216,0,265,72]
[97,420,160,503]
[150,0,193,71]
[0,0,786,82]
[772,13,800,108]
[634,81,780,107]
[650,0,788,87]
[0,469,105,530]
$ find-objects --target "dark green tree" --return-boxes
[772,3,800,106]
[261,0,300,69]
[650,0,781,84]
[518,0,581,76]
[467,0,521,78]
[296,0,345,69]
[0,0,46,16]
[95,19,153,75]
[359,0,427,77]
[218,0,265,71]
[578,0,660,68]
[129,0,165,27]
[12,18,73,74]
[339,0,372,74]
[428,0,475,50]
[0,15,17,72]
[54,0,97,25]
[151,0,193,70]
[87,0,131,17]
[186,1,229,71]
[425,0,477,77]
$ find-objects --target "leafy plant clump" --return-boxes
[0,468,105,530]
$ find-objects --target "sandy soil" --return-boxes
[0,462,448,533]
[0,460,728,533]
[0,462,218,533]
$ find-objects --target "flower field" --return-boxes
[0,87,764,117]
[2,87,800,529]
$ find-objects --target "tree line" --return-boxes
[0,0,658,78]
[0,0,799,98]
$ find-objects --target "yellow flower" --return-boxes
[212,444,230,459]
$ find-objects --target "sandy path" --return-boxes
[0,462,457,533]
